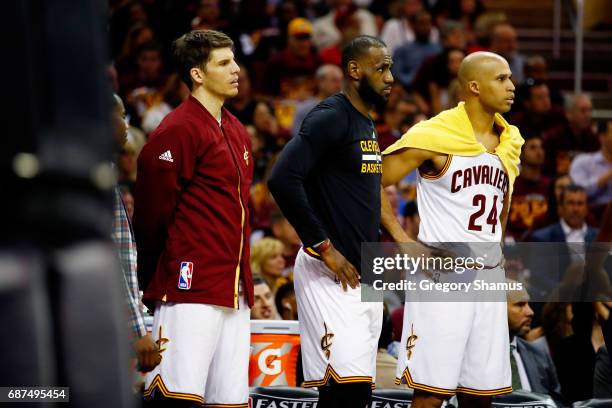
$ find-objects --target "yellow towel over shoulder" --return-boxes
[383,102,524,195]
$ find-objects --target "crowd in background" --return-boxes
[107,0,611,402]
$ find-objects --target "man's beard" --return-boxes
[357,76,388,108]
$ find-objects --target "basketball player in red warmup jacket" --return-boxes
[134,30,254,407]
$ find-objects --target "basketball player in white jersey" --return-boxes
[381,52,523,407]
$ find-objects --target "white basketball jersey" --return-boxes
[417,153,509,264]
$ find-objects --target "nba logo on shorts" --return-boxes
[178,261,193,290]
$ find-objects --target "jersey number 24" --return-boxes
[468,194,499,233]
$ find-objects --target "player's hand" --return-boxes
[398,241,457,282]
[320,245,360,291]
[400,241,455,263]
[133,334,162,372]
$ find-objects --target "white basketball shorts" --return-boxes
[395,266,512,396]
[294,248,383,388]
[143,294,250,407]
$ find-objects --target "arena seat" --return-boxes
[572,399,612,407]
[447,391,557,408]
[249,386,318,406]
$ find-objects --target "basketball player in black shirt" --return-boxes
[269,36,394,407]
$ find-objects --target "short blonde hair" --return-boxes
[250,237,284,276]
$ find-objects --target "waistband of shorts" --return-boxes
[302,246,323,260]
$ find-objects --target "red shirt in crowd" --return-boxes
[319,45,342,66]
[134,95,254,309]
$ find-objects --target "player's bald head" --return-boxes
[458,51,509,88]
[458,51,515,113]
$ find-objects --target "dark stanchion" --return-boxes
[1,0,134,407]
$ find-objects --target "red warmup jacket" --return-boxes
[134,95,254,309]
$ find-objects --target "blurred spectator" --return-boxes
[537,302,574,358]
[118,140,138,186]
[383,77,404,105]
[379,185,401,243]
[366,0,390,22]
[506,285,562,401]
[377,97,420,150]
[120,40,167,101]
[115,119,144,192]
[508,136,550,240]
[380,0,439,54]
[543,94,599,177]
[392,10,442,89]
[319,4,362,66]
[119,186,135,221]
[250,101,289,181]
[539,174,572,227]
[114,22,155,77]
[109,1,153,57]
[313,0,378,49]
[439,19,468,51]
[468,11,507,53]
[275,282,298,320]
[402,107,427,133]
[250,237,289,294]
[447,78,464,107]
[530,185,596,244]
[250,180,277,234]
[270,208,301,270]
[432,0,485,44]
[226,64,258,126]
[251,276,279,320]
[248,0,305,78]
[521,55,564,109]
[385,184,401,219]
[569,119,612,207]
[111,93,161,375]
[555,301,608,403]
[413,47,465,114]
[127,121,147,153]
[398,171,419,204]
[254,100,285,145]
[292,64,343,137]
[141,73,190,134]
[191,0,225,31]
[276,0,305,27]
[402,200,420,241]
[529,185,597,288]
[261,17,321,97]
[249,157,280,234]
[489,22,525,84]
[509,81,565,141]
[380,184,402,242]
